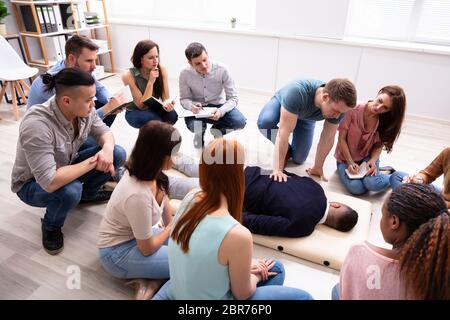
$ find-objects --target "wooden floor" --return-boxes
[0,75,448,300]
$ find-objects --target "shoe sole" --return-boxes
[44,246,63,255]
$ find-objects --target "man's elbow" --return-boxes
[43,183,57,193]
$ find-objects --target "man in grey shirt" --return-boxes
[179,42,247,148]
[11,68,126,255]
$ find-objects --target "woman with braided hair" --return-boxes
[336,183,449,299]
[399,212,450,300]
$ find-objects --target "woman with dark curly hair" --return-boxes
[336,183,449,300]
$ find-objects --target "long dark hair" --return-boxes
[171,139,245,253]
[388,183,449,299]
[42,67,95,95]
[399,212,450,300]
[131,40,164,99]
[124,121,181,193]
[388,183,446,235]
[377,85,406,153]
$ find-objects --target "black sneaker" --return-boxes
[79,190,112,204]
[193,134,205,149]
[41,219,64,255]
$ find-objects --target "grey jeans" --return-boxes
[168,154,199,200]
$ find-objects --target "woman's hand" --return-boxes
[148,67,159,84]
[163,99,175,112]
[403,174,424,184]
[347,162,359,174]
[366,159,377,176]
[251,258,277,282]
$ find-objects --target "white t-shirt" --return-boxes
[97,171,167,248]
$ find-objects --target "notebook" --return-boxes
[179,107,216,119]
[345,162,369,179]
[143,96,177,112]
[101,85,133,119]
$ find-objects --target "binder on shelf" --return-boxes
[58,35,67,59]
[43,35,64,63]
[35,6,47,33]
[52,4,64,32]
[47,6,59,32]
[20,5,38,32]
[41,6,53,33]
[77,3,87,29]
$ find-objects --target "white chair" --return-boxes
[0,35,38,120]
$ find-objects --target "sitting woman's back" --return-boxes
[339,184,449,300]
[154,139,312,300]
[169,190,239,299]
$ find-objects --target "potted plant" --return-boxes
[230,17,236,28]
[0,0,10,37]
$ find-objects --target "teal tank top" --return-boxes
[168,190,239,300]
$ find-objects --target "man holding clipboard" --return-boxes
[27,35,126,128]
[179,42,247,148]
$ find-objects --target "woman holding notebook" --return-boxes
[334,85,406,195]
[121,40,178,128]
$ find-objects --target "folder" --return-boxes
[52,5,64,32]
[41,6,53,33]
[47,6,59,32]
[76,3,86,29]
[43,36,64,63]
[57,35,66,59]
[34,6,46,33]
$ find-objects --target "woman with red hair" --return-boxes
[153,139,312,300]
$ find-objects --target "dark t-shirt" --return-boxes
[243,166,327,237]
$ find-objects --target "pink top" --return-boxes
[340,242,411,300]
[334,102,381,163]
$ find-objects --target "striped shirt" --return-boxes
[179,61,238,115]
[11,96,109,193]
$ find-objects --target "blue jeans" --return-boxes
[336,158,390,195]
[125,108,178,129]
[184,104,247,137]
[152,261,313,300]
[331,283,340,300]
[257,97,315,164]
[99,227,169,279]
[390,171,443,193]
[17,144,126,231]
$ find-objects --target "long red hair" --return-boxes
[171,139,245,253]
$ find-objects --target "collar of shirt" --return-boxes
[49,96,87,131]
[318,201,330,225]
[49,60,67,75]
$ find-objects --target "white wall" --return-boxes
[109,21,450,121]
[256,0,350,39]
